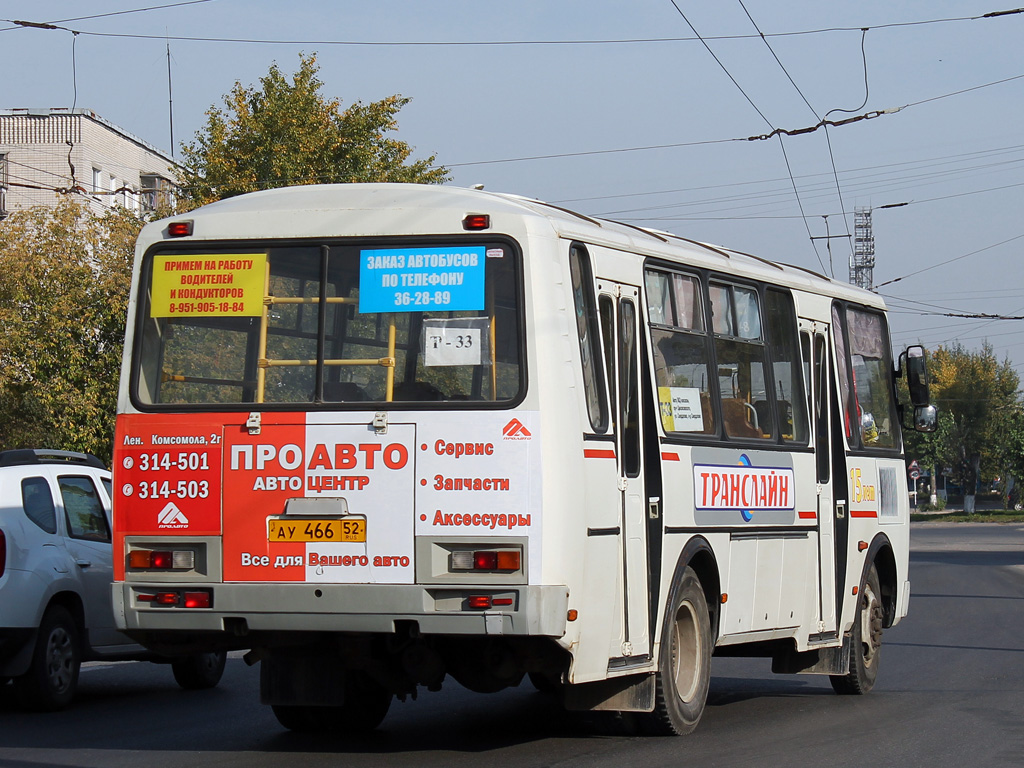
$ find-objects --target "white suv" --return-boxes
[0,450,226,710]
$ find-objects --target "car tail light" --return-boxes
[0,529,6,577]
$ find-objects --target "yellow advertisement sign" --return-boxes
[150,253,267,318]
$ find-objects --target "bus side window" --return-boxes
[569,244,608,432]
[645,268,716,436]
[814,334,830,483]
[711,283,774,440]
[765,289,808,443]
[832,304,854,442]
[845,306,899,449]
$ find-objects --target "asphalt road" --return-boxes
[2,522,1022,768]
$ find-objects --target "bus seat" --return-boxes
[721,398,763,439]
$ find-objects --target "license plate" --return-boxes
[268,518,366,542]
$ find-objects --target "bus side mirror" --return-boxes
[901,345,930,407]
[914,404,938,433]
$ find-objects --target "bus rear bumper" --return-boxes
[113,582,569,638]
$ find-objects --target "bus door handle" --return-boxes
[648,497,660,519]
[835,500,846,519]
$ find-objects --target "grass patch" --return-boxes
[910,509,1024,523]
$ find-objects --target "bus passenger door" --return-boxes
[802,321,838,638]
[597,281,651,662]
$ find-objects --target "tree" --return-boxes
[0,199,141,463]
[178,53,448,208]
[906,342,1022,510]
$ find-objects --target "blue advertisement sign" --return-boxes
[359,246,486,313]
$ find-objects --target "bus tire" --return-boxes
[831,564,883,695]
[642,566,712,735]
[171,650,227,690]
[271,671,392,733]
[14,605,81,711]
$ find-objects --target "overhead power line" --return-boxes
[445,70,1024,169]
[875,232,1024,288]
[3,7,1022,45]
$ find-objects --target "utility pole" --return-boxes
[166,40,174,157]
[850,206,875,290]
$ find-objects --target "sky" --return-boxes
[2,0,1023,376]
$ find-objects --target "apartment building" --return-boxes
[0,107,176,219]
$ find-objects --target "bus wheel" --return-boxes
[271,671,392,733]
[831,564,883,695]
[642,566,712,735]
[14,606,81,711]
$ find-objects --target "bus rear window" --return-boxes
[133,242,522,407]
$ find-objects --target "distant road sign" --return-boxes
[909,459,920,470]
[910,469,921,480]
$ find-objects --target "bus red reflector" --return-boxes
[468,595,491,609]
[154,592,180,605]
[167,220,193,237]
[474,551,498,570]
[184,591,211,609]
[472,550,520,571]
[150,551,174,569]
[492,597,514,607]
[462,214,490,230]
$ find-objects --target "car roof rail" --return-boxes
[0,449,107,469]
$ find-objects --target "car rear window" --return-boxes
[58,476,110,542]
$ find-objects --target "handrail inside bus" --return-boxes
[252,260,397,404]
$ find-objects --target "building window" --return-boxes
[141,174,174,212]
[92,167,103,194]
[0,153,7,218]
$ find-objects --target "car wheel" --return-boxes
[171,650,227,689]
[14,605,81,711]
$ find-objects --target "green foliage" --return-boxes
[178,53,449,208]
[0,199,141,463]
[907,342,1023,495]
[917,496,946,512]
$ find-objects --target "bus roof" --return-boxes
[145,183,884,308]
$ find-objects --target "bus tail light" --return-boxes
[467,595,491,609]
[462,213,490,230]
[451,549,521,572]
[183,591,212,609]
[167,220,193,237]
[137,589,212,608]
[129,549,195,570]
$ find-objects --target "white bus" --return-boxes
[112,183,935,735]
